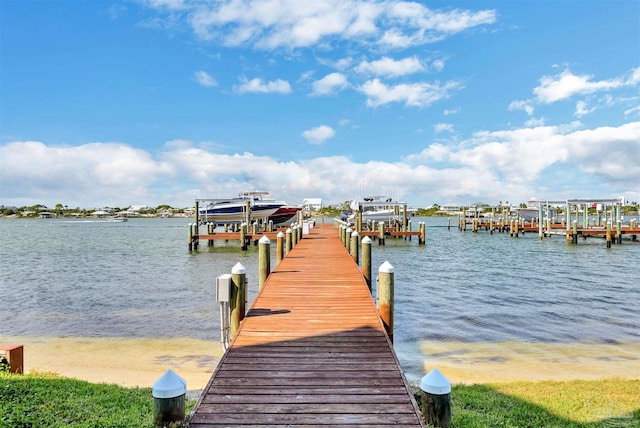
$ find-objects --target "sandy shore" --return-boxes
[420,340,640,383]
[0,336,223,390]
[2,336,638,389]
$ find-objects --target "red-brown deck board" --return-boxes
[189,224,424,427]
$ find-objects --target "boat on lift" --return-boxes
[198,192,288,223]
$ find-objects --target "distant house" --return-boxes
[438,204,461,214]
[303,198,322,212]
[92,210,111,218]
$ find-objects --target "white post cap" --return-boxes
[346,227,352,233]
[352,231,359,237]
[286,228,292,233]
[152,369,186,398]
[379,261,394,273]
[362,236,372,244]
[259,235,271,244]
[277,231,285,238]
[420,368,451,395]
[232,262,246,274]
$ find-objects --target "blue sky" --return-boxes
[1,0,639,209]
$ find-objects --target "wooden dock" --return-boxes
[189,224,424,427]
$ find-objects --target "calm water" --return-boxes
[1,217,638,380]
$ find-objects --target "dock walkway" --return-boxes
[189,224,424,427]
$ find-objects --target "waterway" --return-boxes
[0,217,638,387]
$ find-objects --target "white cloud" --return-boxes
[144,0,186,11]
[168,0,496,49]
[3,122,637,208]
[431,59,445,72]
[533,68,638,104]
[234,76,292,94]
[508,100,534,116]
[359,78,462,108]
[302,125,335,144]
[0,141,175,207]
[443,107,460,116]
[524,117,545,127]
[354,56,425,77]
[310,73,348,96]
[624,105,640,117]
[434,123,454,133]
[194,70,217,87]
[574,100,595,117]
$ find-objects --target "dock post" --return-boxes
[572,221,578,244]
[419,222,426,245]
[378,261,394,342]
[616,219,622,245]
[606,222,612,248]
[258,236,271,291]
[188,223,193,251]
[285,228,292,255]
[276,231,284,265]
[152,369,186,428]
[362,237,372,292]
[230,262,247,338]
[268,220,273,232]
[402,205,408,236]
[240,222,248,250]
[378,221,385,245]
[345,228,352,250]
[292,225,299,247]
[447,217,451,230]
[420,368,452,428]
[350,231,359,264]
[539,205,544,239]
[244,201,251,225]
[252,222,259,245]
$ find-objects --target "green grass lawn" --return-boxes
[1,373,638,427]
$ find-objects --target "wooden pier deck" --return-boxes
[189,224,424,427]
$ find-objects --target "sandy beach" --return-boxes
[0,336,223,391]
[3,335,638,390]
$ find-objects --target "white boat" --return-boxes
[347,196,417,225]
[107,216,128,222]
[198,192,286,223]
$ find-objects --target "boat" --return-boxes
[347,196,417,225]
[198,192,287,223]
[268,205,303,227]
[107,216,128,222]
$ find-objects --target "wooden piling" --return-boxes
[378,221,385,245]
[606,222,612,248]
[252,222,259,245]
[285,228,292,255]
[188,223,193,251]
[378,261,394,342]
[572,220,578,244]
[230,263,246,338]
[345,227,352,250]
[240,223,248,250]
[419,222,426,245]
[293,225,299,247]
[258,236,271,291]
[350,231,359,264]
[276,231,284,265]
[362,236,372,292]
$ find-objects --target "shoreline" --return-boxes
[2,335,638,389]
[0,336,223,390]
